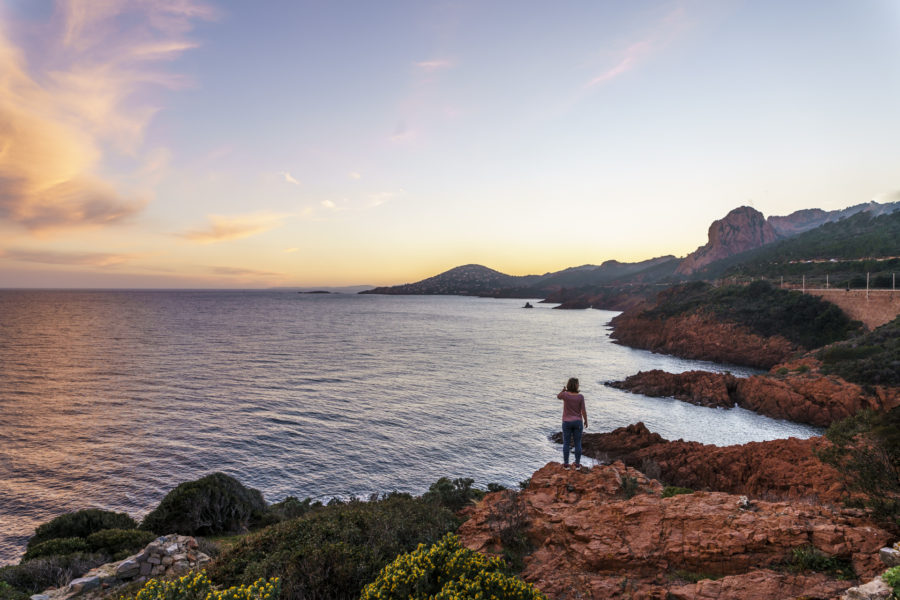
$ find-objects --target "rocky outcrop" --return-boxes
[609,311,799,369]
[33,535,209,600]
[676,206,778,275]
[608,361,900,427]
[769,200,900,238]
[554,422,849,503]
[458,462,894,600]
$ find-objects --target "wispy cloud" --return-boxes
[283,247,299,253]
[321,200,336,209]
[179,212,287,244]
[584,5,689,89]
[2,248,138,267]
[209,266,282,278]
[349,172,362,180]
[415,59,454,73]
[281,171,301,185]
[0,0,213,233]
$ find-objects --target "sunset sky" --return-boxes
[1,1,898,288]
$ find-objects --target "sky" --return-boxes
[0,0,899,288]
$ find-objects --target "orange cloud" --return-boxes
[0,0,213,233]
[179,213,287,244]
[3,248,139,267]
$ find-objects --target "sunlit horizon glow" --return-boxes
[1,1,899,288]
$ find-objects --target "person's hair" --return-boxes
[566,377,579,393]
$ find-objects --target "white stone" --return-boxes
[165,544,179,555]
[116,558,140,578]
[881,546,900,567]
[67,576,100,595]
[30,595,51,600]
[842,576,892,600]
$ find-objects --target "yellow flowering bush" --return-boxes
[360,534,546,600]
[124,571,279,600]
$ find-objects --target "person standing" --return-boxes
[557,377,588,470]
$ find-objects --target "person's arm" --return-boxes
[581,398,588,429]
[557,388,567,400]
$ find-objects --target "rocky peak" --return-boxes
[676,206,778,275]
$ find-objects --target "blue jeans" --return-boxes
[562,420,583,466]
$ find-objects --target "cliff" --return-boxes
[676,206,778,276]
[458,461,893,600]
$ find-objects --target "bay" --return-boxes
[0,291,819,565]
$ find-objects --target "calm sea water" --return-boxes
[0,291,819,565]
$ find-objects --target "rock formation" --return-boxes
[609,311,799,369]
[32,535,210,600]
[676,206,779,276]
[458,462,894,600]
[608,360,900,427]
[552,422,849,503]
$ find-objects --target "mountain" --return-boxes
[675,206,778,275]
[769,200,900,237]
[360,264,538,295]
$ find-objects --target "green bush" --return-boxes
[27,509,137,549]
[266,497,322,523]
[0,581,28,600]
[423,477,484,512]
[0,553,107,593]
[124,570,279,600]
[87,529,156,558]
[141,473,267,536]
[883,565,900,598]
[819,316,900,386]
[661,486,694,498]
[207,494,458,600]
[784,545,855,579]
[360,534,547,600]
[621,476,640,499]
[21,538,90,561]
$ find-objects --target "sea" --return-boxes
[0,291,820,565]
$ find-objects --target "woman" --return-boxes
[557,377,588,471]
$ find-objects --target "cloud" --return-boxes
[2,248,138,267]
[283,247,299,253]
[281,171,301,185]
[209,266,282,278]
[0,0,213,233]
[414,59,454,73]
[349,172,362,180]
[179,212,287,243]
[585,5,689,89]
[321,200,336,209]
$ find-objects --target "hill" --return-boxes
[361,264,538,296]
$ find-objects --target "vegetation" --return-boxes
[819,315,900,386]
[27,509,137,549]
[0,553,108,593]
[360,534,547,600]
[124,571,279,600]
[0,581,28,600]
[882,565,900,599]
[661,486,694,498]
[645,280,860,349]
[206,493,459,600]
[620,476,640,499]
[141,473,268,536]
[818,407,900,522]
[783,545,855,580]
[422,477,484,512]
[485,490,531,571]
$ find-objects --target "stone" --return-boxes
[880,547,900,567]
[139,562,152,576]
[30,595,51,600]
[68,576,100,595]
[842,576,892,600]
[165,544,179,555]
[116,558,140,578]
[161,556,174,566]
[147,555,161,565]
[459,462,894,600]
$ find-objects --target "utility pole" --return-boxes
[866,272,870,302]
[826,274,829,289]
[802,275,805,293]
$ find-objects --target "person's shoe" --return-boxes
[574,464,582,472]
[563,463,570,470]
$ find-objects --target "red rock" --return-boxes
[610,311,798,369]
[458,462,893,600]
[676,207,779,276]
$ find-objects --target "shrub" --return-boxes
[620,476,640,499]
[266,497,322,522]
[819,316,900,386]
[141,473,267,536]
[661,486,694,498]
[882,565,900,598]
[0,581,28,600]
[124,571,279,600]
[360,534,547,600]
[87,529,156,559]
[0,553,107,593]
[784,545,855,579]
[423,477,484,512]
[27,509,137,549]
[21,538,90,562]
[485,491,530,571]
[207,494,459,600]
